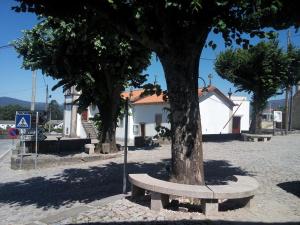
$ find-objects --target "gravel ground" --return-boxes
[0,134,299,225]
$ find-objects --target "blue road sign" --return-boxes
[8,128,19,138]
[15,114,31,129]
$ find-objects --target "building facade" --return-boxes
[63,86,250,142]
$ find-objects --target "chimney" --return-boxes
[228,88,232,99]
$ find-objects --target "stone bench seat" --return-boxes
[128,173,259,215]
[242,133,272,142]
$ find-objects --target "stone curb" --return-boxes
[0,148,11,160]
[11,152,122,170]
[28,193,128,225]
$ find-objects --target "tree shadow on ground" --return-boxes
[204,160,252,185]
[277,181,300,198]
[128,143,160,151]
[0,159,249,209]
[64,221,300,225]
[0,161,168,210]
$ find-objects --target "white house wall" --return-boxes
[116,108,135,144]
[232,96,250,131]
[63,104,72,136]
[134,104,170,137]
[199,93,232,134]
[116,104,170,142]
[76,113,87,138]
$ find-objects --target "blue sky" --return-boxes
[0,0,299,104]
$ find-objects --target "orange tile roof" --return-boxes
[121,86,221,105]
[133,93,165,105]
[121,89,144,102]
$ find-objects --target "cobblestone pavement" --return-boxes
[0,134,299,225]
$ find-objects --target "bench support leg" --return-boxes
[253,138,258,142]
[150,192,169,211]
[237,196,253,208]
[201,199,218,216]
[131,184,145,198]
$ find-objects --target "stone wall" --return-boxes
[292,91,300,130]
[25,138,91,154]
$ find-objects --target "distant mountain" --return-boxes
[0,97,46,110]
[268,99,285,109]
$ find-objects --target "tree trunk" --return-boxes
[158,40,206,185]
[97,95,120,153]
[249,95,263,134]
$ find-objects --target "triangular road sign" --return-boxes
[17,117,29,128]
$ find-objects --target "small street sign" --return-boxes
[16,114,31,129]
[8,128,18,139]
[273,111,282,122]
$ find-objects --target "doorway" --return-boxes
[140,123,145,137]
[232,116,241,133]
[81,110,88,122]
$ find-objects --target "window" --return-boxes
[118,118,124,128]
[155,114,162,127]
[133,125,139,135]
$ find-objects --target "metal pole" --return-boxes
[35,111,39,169]
[123,97,129,194]
[45,85,49,112]
[31,71,36,112]
[48,104,51,133]
[20,129,25,170]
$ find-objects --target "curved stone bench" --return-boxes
[128,174,259,215]
[242,133,272,142]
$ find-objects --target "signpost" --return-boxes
[8,128,18,145]
[15,113,31,170]
[273,111,283,135]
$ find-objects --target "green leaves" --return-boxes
[215,40,292,119]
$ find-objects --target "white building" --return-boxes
[0,120,15,130]
[114,87,250,142]
[63,86,87,138]
[63,86,250,142]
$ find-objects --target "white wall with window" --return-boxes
[199,92,233,134]
[115,103,170,142]
[231,96,250,132]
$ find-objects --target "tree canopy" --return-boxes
[0,104,28,120]
[49,100,63,120]
[215,41,289,133]
[13,0,300,185]
[14,16,151,152]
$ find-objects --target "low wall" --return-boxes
[25,138,91,154]
[11,152,121,170]
[202,133,242,142]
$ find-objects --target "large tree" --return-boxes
[14,0,300,184]
[215,41,289,134]
[14,17,151,153]
[283,44,300,132]
[48,100,63,120]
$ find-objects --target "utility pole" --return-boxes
[45,85,49,112]
[287,30,294,131]
[31,70,36,112]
